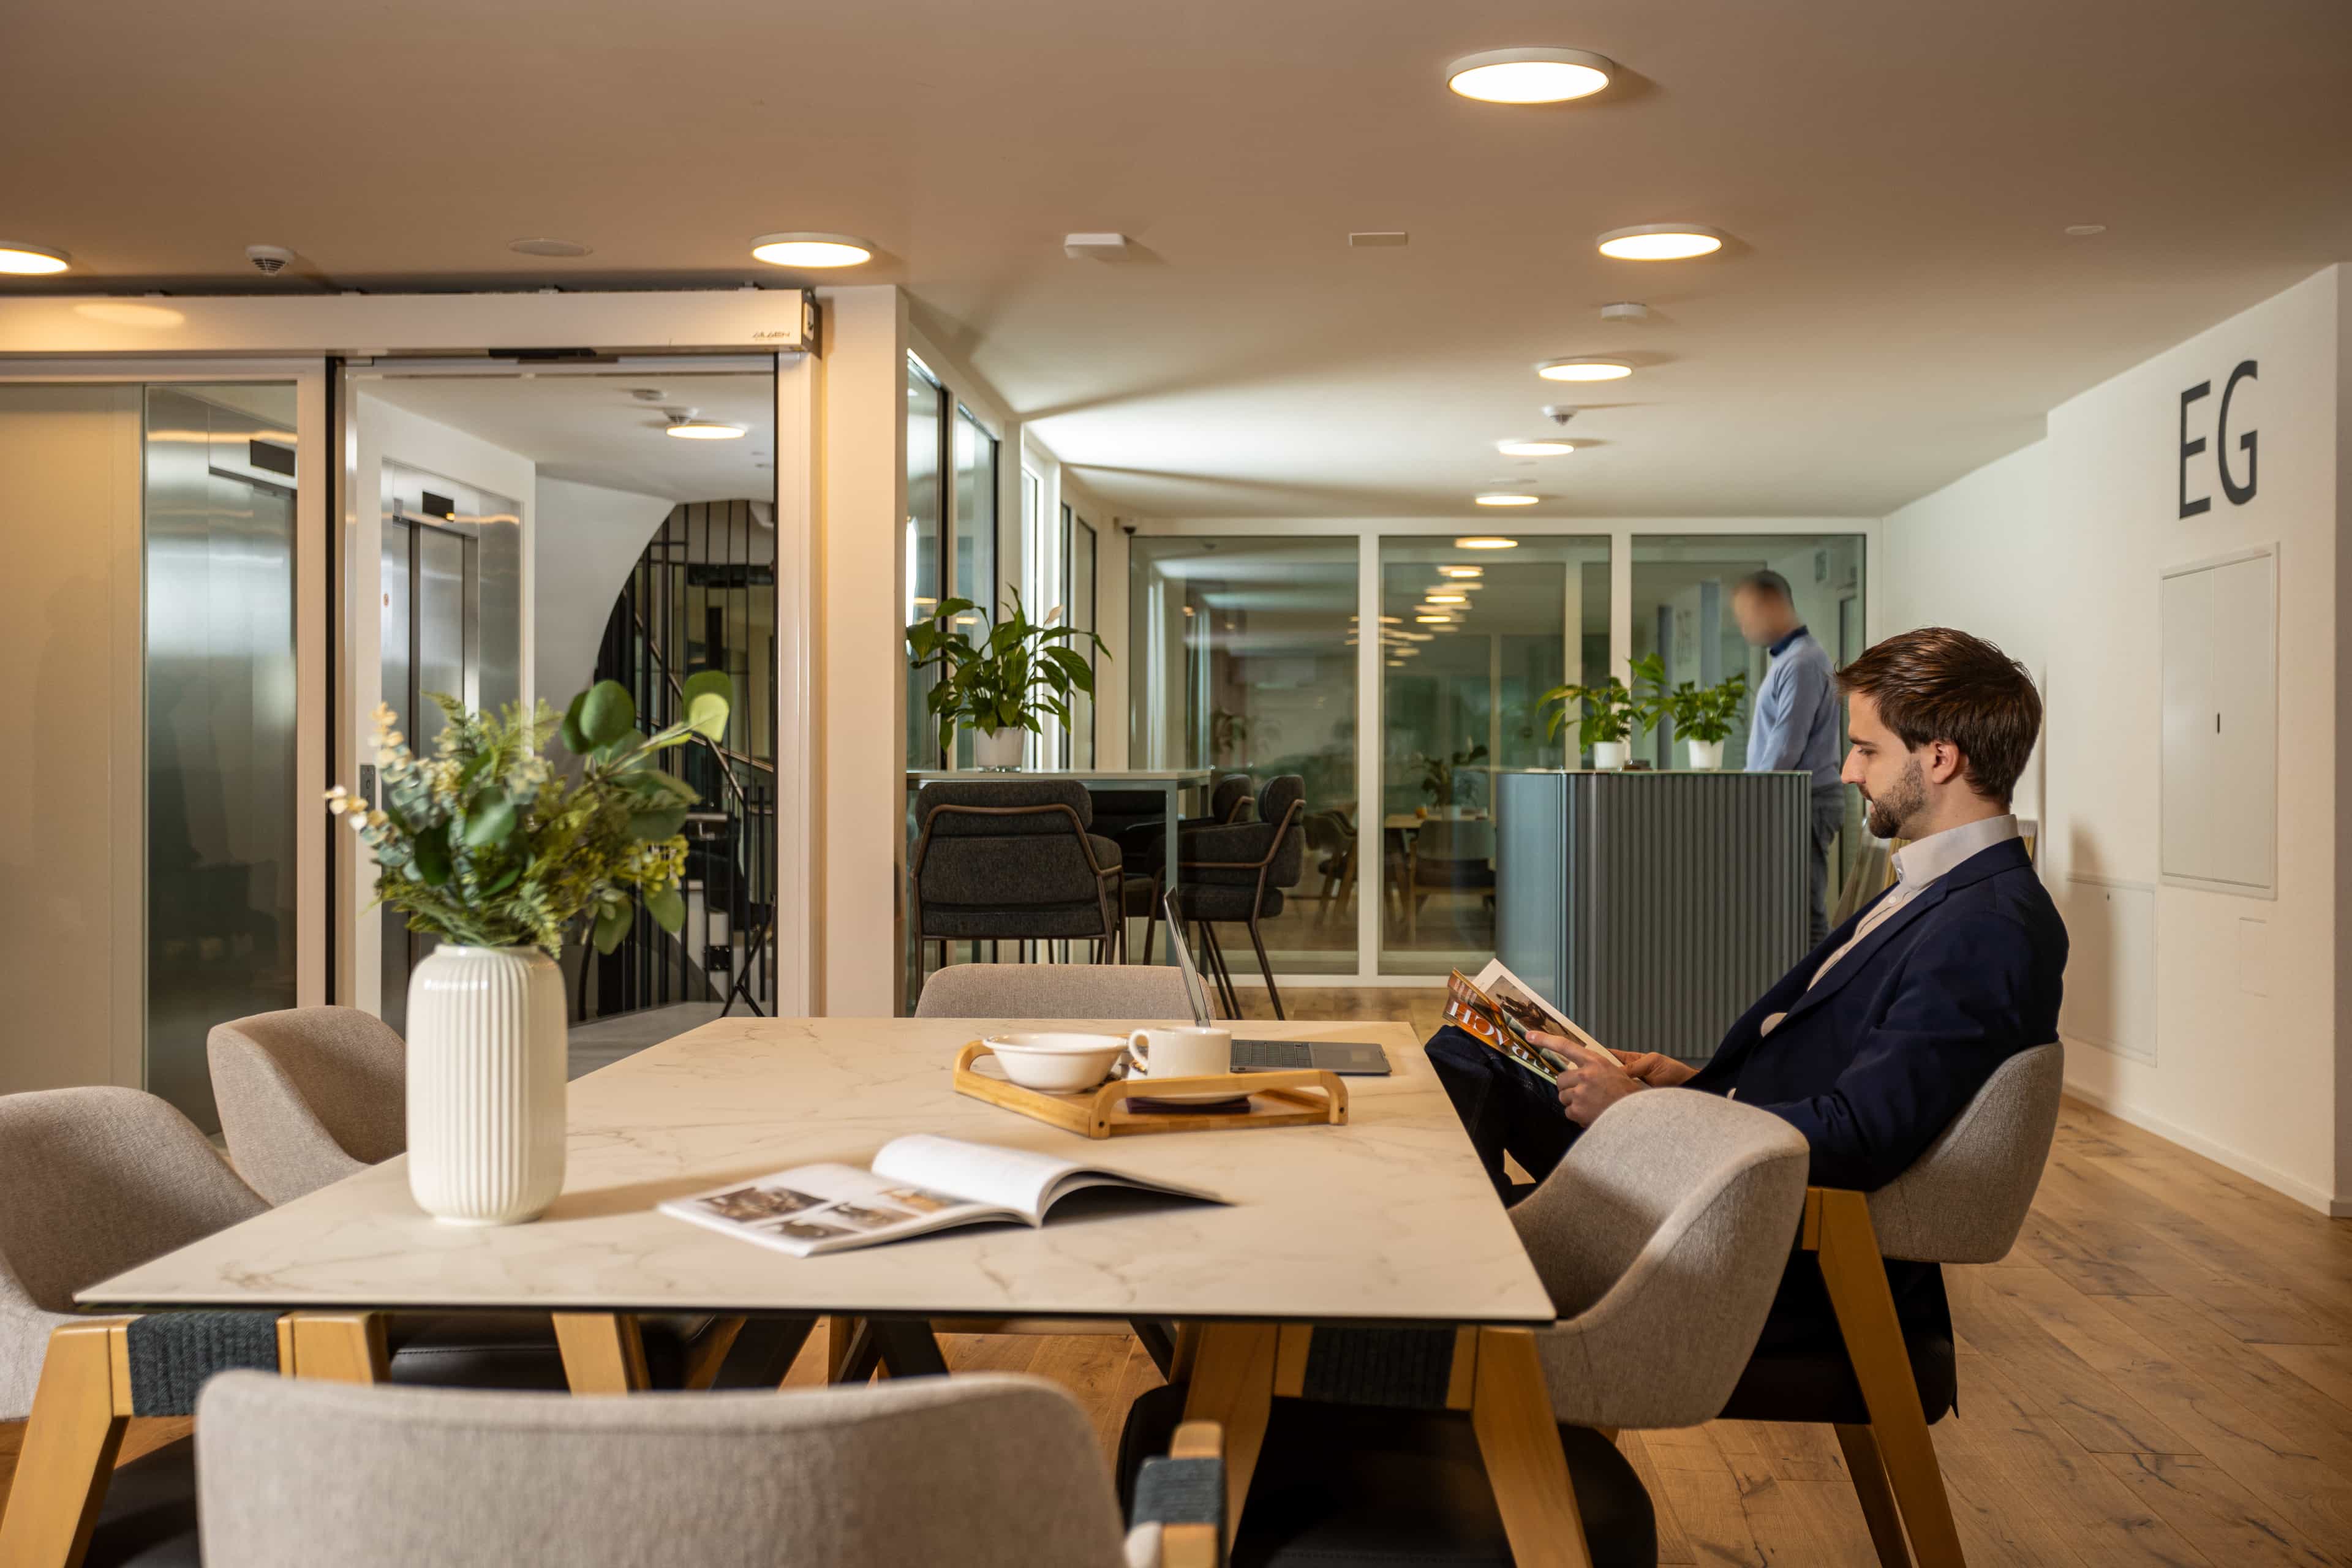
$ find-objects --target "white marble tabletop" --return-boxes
[83,1016,1555,1327]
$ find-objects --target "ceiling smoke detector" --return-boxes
[244,244,296,276]
[1599,301,1650,322]
[1063,232,1130,259]
[1541,405,1579,426]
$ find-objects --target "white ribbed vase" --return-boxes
[405,944,567,1226]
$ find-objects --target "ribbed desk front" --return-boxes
[1495,769,1813,1063]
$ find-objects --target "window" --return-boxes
[1065,508,1098,766]
[1379,535,1611,975]
[904,355,945,766]
[1130,535,1360,974]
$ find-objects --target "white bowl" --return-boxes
[982,1031,1128,1093]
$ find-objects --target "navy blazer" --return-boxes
[1687,835,2067,1192]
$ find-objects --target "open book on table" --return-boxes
[658,1134,1225,1257]
[1442,959,1622,1087]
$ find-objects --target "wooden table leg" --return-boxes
[824,1316,876,1384]
[1178,1322,1278,1548]
[550,1313,649,1394]
[679,1317,747,1392]
[279,1312,388,1385]
[1469,1327,1594,1568]
[0,1319,132,1568]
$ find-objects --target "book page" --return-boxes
[658,1163,1011,1257]
[1472,959,1621,1064]
[870,1134,1084,1223]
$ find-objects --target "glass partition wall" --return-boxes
[1129,537,1360,975]
[1378,536,1610,975]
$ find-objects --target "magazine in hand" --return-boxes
[1441,960,1621,1086]
[658,1134,1224,1257]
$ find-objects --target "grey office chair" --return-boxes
[911,780,1126,965]
[915,962,1194,1020]
[1128,775,1307,1017]
[1716,1042,2067,1568]
[1118,1088,1811,1566]
[209,1006,407,1205]
[197,1372,1225,1568]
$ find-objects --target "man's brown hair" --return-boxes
[1836,628,2041,805]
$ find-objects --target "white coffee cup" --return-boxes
[1125,1026,1233,1101]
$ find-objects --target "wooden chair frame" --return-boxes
[1798,1185,1966,1568]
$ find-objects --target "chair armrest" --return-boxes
[1124,1419,1224,1568]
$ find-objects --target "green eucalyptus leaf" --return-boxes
[579,680,636,748]
[682,669,732,714]
[644,886,685,933]
[462,793,516,848]
[628,807,689,841]
[560,690,590,753]
[412,825,453,886]
[592,902,633,954]
[686,691,729,740]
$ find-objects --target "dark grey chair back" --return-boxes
[910,781,1121,940]
[1256,775,1306,888]
[1211,773,1254,823]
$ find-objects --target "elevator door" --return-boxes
[379,498,483,1034]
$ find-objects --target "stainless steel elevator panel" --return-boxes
[143,388,300,1130]
[375,461,518,1032]
[1494,769,1812,1063]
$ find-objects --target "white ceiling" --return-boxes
[4,0,2347,518]
[358,372,774,500]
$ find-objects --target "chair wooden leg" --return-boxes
[679,1317,748,1392]
[282,1311,390,1384]
[1468,1327,1594,1568]
[1836,1423,1916,1568]
[1815,1188,1964,1568]
[0,1320,132,1568]
[1180,1322,1278,1550]
[825,1316,876,1384]
[551,1312,649,1393]
[1245,916,1284,1020]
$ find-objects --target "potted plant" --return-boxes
[906,592,1109,769]
[326,674,728,1225]
[1665,669,1749,769]
[1539,673,1645,769]
[1415,741,1490,813]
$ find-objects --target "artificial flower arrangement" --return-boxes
[327,673,731,956]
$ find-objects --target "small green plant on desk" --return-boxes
[905,592,1110,762]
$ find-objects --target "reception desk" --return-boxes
[1494,769,1813,1063]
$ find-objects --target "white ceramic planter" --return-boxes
[405,944,567,1226]
[1686,739,1727,770]
[1590,741,1629,770]
[970,726,1027,769]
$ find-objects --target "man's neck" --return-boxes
[1899,796,2008,842]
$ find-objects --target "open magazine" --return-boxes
[658,1134,1224,1257]
[1442,959,1622,1086]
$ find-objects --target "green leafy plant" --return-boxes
[1415,741,1489,809]
[905,591,1109,760]
[326,673,731,957]
[1662,669,1750,744]
[1539,673,1645,748]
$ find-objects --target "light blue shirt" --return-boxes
[1745,626,1842,793]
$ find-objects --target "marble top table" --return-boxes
[81,1015,1553,1328]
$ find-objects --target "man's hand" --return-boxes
[1535,1032,1646,1126]
[1613,1050,1697,1088]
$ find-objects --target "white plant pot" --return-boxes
[1686,739,1727,770]
[1590,741,1629,771]
[406,944,567,1226]
[970,726,1027,769]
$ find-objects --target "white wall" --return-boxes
[532,476,673,712]
[1883,265,2348,1213]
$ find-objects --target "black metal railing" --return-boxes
[576,500,778,1023]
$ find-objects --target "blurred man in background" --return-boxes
[1733,569,1845,944]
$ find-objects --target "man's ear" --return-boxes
[1924,739,1967,786]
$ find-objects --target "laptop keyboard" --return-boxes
[1231,1039,1314,1070]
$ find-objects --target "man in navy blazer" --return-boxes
[1428,625,2065,1349]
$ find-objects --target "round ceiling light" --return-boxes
[1473,492,1540,507]
[1497,436,1576,456]
[1445,48,1615,104]
[1596,224,1727,260]
[509,238,592,258]
[1454,537,1521,549]
[1436,565,1484,578]
[1415,614,1457,625]
[1425,594,1468,605]
[1536,358,1633,383]
[665,414,745,440]
[750,232,875,268]
[0,241,70,275]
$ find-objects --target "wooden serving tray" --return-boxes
[952,1041,1349,1139]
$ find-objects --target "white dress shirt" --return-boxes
[1757,813,2020,1040]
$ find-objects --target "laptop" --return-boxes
[1160,892,1392,1077]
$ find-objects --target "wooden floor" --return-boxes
[10,986,2351,1568]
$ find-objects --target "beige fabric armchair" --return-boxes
[197,1371,1224,1568]
[208,1006,407,1205]
[915,962,1194,1020]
